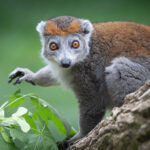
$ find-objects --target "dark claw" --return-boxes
[8,74,18,83]
[8,71,24,84]
[8,78,13,83]
[13,78,21,85]
[8,74,16,83]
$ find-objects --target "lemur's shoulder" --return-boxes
[92,22,150,62]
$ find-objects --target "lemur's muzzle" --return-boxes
[60,59,71,68]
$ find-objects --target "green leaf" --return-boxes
[10,128,58,150]
[0,132,18,150]
[7,90,33,109]
[0,126,12,143]
[8,96,25,109]
[0,101,8,110]
[0,89,76,149]
[47,121,66,142]
[36,96,77,137]
[23,112,37,133]
[30,96,68,136]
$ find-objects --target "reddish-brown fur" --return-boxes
[45,20,81,36]
[93,22,150,63]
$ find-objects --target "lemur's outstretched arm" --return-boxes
[8,66,59,87]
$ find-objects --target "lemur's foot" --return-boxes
[8,68,35,85]
[57,140,69,150]
[57,138,75,150]
[66,132,84,147]
[57,132,83,150]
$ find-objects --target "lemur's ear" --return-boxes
[36,21,46,35]
[79,19,93,35]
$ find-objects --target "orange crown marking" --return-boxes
[45,20,81,36]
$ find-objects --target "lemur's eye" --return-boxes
[72,40,79,48]
[49,42,58,51]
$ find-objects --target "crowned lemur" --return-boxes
[8,16,150,144]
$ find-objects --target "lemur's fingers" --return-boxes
[13,76,27,85]
[8,68,26,83]
[8,68,35,85]
[8,72,24,83]
[14,76,35,85]
[13,77,22,85]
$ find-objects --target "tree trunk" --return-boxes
[67,81,150,150]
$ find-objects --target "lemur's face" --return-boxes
[43,34,88,68]
[36,16,93,68]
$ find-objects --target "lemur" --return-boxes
[8,16,150,145]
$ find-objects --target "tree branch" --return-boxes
[68,81,150,150]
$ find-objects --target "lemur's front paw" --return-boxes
[8,68,35,85]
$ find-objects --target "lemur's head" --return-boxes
[36,16,93,68]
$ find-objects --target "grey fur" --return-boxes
[50,16,77,30]
[105,57,150,107]
[8,16,150,145]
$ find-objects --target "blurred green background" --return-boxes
[0,0,150,130]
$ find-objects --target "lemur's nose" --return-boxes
[60,59,71,68]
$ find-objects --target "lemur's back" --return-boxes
[93,22,150,64]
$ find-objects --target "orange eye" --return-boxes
[72,40,79,48]
[49,42,58,51]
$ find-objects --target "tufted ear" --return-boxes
[36,21,46,35]
[79,19,93,35]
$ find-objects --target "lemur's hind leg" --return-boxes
[105,57,150,107]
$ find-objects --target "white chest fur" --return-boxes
[48,62,73,89]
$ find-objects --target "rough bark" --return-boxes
[68,81,150,150]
